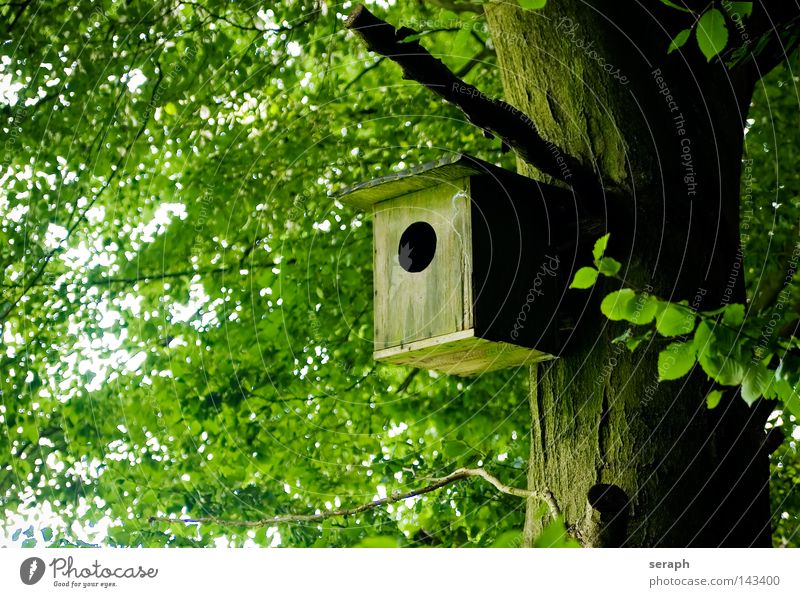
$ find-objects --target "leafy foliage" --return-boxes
[662,2,756,62]
[1,0,797,549]
[0,0,530,548]
[570,236,800,414]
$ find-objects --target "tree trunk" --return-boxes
[485,1,772,546]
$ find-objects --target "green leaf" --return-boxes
[533,518,580,548]
[767,377,791,401]
[741,362,771,405]
[626,294,659,325]
[699,352,745,386]
[706,389,723,409]
[41,527,53,542]
[519,0,547,9]
[693,321,746,386]
[658,341,696,381]
[597,257,622,277]
[593,233,610,262]
[21,538,37,548]
[728,2,753,18]
[783,385,800,419]
[21,424,39,445]
[693,320,714,354]
[668,29,692,53]
[600,290,658,324]
[570,267,599,289]
[696,8,729,61]
[722,304,745,326]
[442,439,473,460]
[451,27,473,61]
[108,525,130,546]
[655,302,696,337]
[660,0,692,13]
[600,289,636,321]
[491,530,522,548]
[354,536,398,548]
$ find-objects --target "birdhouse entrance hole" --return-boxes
[398,221,437,272]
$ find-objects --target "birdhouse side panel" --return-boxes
[470,174,577,356]
[372,179,473,350]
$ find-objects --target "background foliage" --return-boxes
[0,0,797,547]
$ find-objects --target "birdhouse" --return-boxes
[339,154,582,376]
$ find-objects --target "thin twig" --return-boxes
[0,260,290,290]
[344,57,386,90]
[454,46,493,78]
[148,467,559,528]
[427,468,561,517]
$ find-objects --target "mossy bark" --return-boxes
[485,1,771,546]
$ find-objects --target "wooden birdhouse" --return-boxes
[339,154,582,376]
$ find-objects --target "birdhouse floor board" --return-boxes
[373,329,553,376]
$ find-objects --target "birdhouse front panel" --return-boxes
[372,179,473,350]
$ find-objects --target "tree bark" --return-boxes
[486,1,773,546]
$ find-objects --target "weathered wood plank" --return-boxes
[374,328,553,376]
[340,154,489,210]
[373,179,473,350]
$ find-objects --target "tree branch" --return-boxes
[181,1,320,33]
[0,260,290,290]
[148,467,558,528]
[344,4,599,196]
[430,467,561,517]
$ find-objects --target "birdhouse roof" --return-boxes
[337,153,513,210]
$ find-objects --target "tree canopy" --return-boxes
[1,0,798,547]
